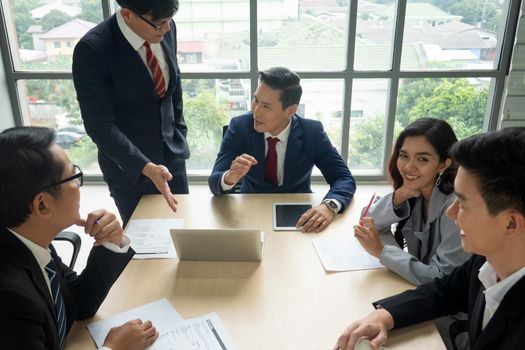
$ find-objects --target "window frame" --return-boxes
[0,0,521,184]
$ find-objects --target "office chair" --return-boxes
[53,231,81,269]
[449,319,469,350]
[222,124,242,193]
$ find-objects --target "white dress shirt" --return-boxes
[116,8,170,85]
[478,261,525,329]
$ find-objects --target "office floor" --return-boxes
[59,182,391,272]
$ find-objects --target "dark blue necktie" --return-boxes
[45,259,67,348]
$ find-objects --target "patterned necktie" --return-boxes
[143,41,166,98]
[264,137,279,186]
[45,259,67,348]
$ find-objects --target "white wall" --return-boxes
[0,51,15,130]
[500,1,525,128]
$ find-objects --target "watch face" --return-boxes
[324,200,338,212]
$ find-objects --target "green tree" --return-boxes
[11,0,37,49]
[408,79,487,139]
[41,10,73,32]
[79,0,103,24]
[348,116,402,169]
[184,87,229,171]
[396,78,443,128]
[430,0,501,31]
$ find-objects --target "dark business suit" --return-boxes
[209,112,356,211]
[0,228,134,349]
[73,14,189,225]
[375,255,525,349]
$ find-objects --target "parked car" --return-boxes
[56,131,83,149]
[57,125,86,134]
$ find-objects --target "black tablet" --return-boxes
[273,203,312,231]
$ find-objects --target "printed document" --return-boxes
[87,298,183,347]
[125,218,184,259]
[87,299,238,350]
[313,236,384,271]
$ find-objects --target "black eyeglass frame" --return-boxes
[43,165,83,190]
[135,9,177,31]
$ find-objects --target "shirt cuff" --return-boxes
[220,171,236,191]
[102,235,131,253]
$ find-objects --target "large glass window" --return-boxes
[1,0,520,181]
[400,1,507,70]
[6,0,103,71]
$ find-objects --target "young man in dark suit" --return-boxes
[0,127,158,349]
[334,127,525,350]
[73,0,188,226]
[208,67,356,233]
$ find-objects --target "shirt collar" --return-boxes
[116,8,147,51]
[6,227,51,268]
[479,261,525,305]
[264,117,292,144]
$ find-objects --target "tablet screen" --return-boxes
[273,203,312,230]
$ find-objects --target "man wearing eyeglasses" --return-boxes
[0,127,159,349]
[73,0,188,226]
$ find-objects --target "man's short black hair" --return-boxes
[117,0,179,20]
[0,127,64,228]
[450,127,525,216]
[259,67,302,110]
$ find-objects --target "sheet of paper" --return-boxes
[312,236,384,271]
[87,298,183,348]
[125,218,183,259]
[155,312,238,350]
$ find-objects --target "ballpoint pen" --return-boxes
[360,192,376,226]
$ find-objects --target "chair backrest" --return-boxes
[53,231,81,269]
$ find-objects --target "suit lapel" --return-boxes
[469,285,485,343]
[110,16,158,99]
[0,228,56,318]
[283,116,304,186]
[249,129,266,181]
[160,24,177,93]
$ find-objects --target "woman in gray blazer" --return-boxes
[354,118,471,286]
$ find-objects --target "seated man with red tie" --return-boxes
[208,67,356,232]
[0,127,158,349]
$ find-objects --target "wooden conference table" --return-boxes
[66,191,444,350]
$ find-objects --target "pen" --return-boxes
[360,192,376,226]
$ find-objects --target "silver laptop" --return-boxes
[170,228,264,262]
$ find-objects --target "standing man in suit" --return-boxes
[73,0,189,226]
[0,126,158,349]
[209,67,356,233]
[334,127,525,350]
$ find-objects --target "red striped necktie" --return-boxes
[143,41,166,98]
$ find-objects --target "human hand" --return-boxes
[296,204,335,233]
[224,154,258,185]
[142,163,178,212]
[353,217,383,258]
[333,309,394,350]
[102,319,159,350]
[76,209,124,246]
[392,186,421,208]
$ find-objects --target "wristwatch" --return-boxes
[322,199,339,214]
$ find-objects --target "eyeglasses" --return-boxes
[43,165,83,190]
[136,9,177,31]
